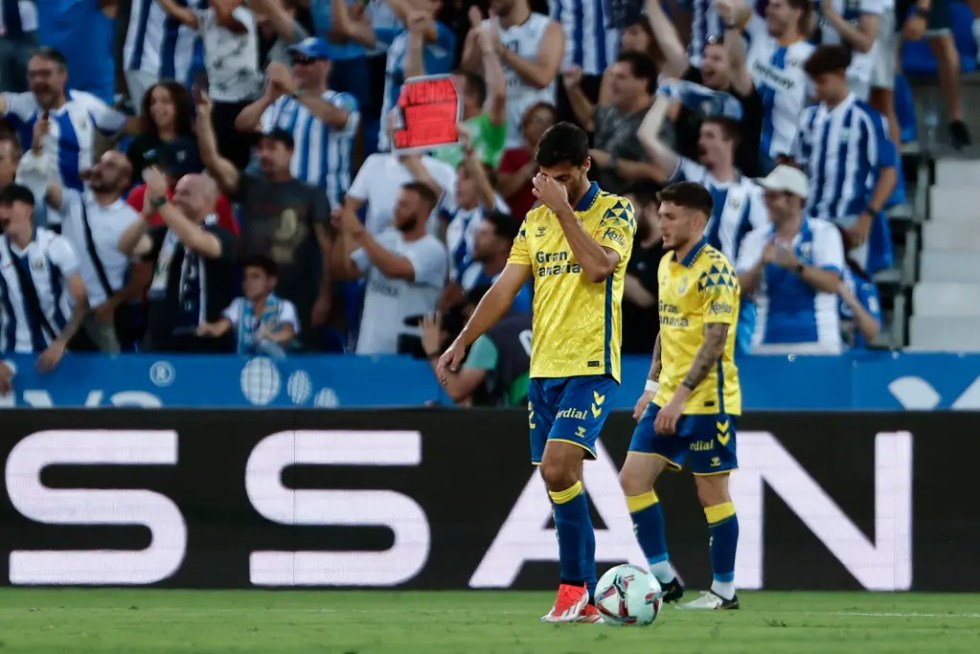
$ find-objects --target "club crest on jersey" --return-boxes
[536,225,546,237]
[30,258,45,272]
[678,277,689,294]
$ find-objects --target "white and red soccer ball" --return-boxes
[594,564,663,626]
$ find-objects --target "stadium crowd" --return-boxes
[0,0,978,403]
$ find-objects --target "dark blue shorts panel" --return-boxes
[628,404,738,475]
[528,375,619,464]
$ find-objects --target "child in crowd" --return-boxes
[197,255,300,356]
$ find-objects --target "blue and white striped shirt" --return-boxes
[261,90,360,208]
[794,94,897,221]
[551,0,620,76]
[686,0,723,69]
[745,16,815,161]
[736,218,845,353]
[1,90,128,191]
[670,157,769,263]
[123,0,205,83]
[0,228,80,354]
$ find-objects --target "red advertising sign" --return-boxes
[392,75,461,152]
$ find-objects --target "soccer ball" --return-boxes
[594,564,663,626]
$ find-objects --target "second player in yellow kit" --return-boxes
[619,181,743,612]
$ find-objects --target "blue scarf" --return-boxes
[658,79,744,121]
[238,293,282,354]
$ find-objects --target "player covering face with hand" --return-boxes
[437,123,636,623]
[621,181,743,610]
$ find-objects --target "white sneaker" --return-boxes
[675,590,739,610]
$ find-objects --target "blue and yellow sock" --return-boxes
[626,490,676,584]
[583,503,597,602]
[549,481,594,590]
[705,501,739,600]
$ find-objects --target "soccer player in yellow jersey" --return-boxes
[437,123,635,623]
[620,181,742,610]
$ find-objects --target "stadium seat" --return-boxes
[922,218,980,249]
[909,315,980,350]
[913,282,980,316]
[929,186,980,223]
[935,159,980,186]
[901,2,979,75]
[919,250,980,283]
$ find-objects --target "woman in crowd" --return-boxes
[126,82,202,182]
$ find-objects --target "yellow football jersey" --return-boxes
[506,182,635,382]
[654,239,742,415]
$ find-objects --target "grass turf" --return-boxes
[0,589,978,653]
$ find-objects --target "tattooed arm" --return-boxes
[654,323,729,434]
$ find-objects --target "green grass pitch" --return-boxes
[0,589,978,653]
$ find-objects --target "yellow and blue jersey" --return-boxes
[654,238,742,416]
[507,182,635,383]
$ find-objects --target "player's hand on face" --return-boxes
[633,390,654,422]
[436,341,466,384]
[531,173,570,213]
[654,398,682,435]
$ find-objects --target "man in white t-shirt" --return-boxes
[735,165,845,354]
[332,181,447,355]
[345,151,456,236]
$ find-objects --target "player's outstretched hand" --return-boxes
[436,342,466,385]
[632,390,654,422]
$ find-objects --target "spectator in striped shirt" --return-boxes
[0,183,89,368]
[0,48,136,192]
[794,45,897,274]
[123,0,207,112]
[235,37,359,210]
[550,0,620,118]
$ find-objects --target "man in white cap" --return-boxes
[735,165,846,355]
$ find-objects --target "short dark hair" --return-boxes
[260,128,295,150]
[240,254,279,278]
[535,122,589,168]
[0,183,36,207]
[623,181,662,208]
[402,181,439,211]
[657,181,713,218]
[615,51,658,94]
[702,116,742,148]
[32,47,68,71]
[457,70,487,107]
[484,210,519,242]
[804,45,851,78]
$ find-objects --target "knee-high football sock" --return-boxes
[704,501,739,600]
[582,496,597,602]
[549,481,594,590]
[626,490,676,584]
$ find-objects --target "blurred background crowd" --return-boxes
[0,0,978,406]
